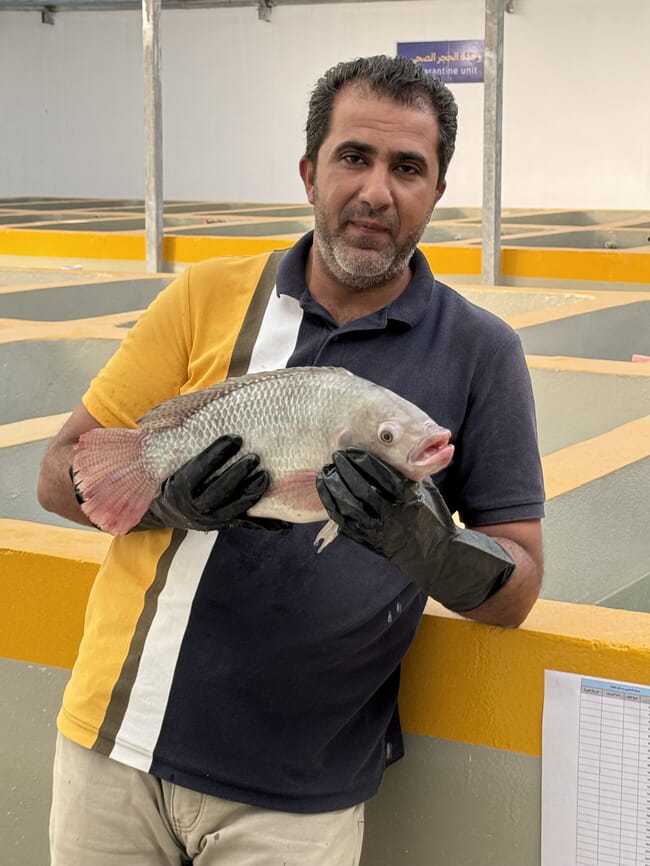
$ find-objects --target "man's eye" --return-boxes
[342,154,364,165]
[396,164,419,175]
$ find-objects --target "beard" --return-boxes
[312,193,433,292]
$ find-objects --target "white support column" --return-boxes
[142,0,163,273]
[481,0,505,286]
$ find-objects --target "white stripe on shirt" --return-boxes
[247,287,303,373]
[109,529,217,770]
[109,285,303,769]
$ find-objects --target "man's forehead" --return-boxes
[334,81,434,117]
[325,83,440,152]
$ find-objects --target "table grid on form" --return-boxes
[576,679,650,866]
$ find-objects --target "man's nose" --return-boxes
[359,164,393,210]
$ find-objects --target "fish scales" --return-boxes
[142,368,363,489]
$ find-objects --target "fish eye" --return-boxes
[378,422,400,446]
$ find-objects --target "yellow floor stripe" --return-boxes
[0,272,165,294]
[0,277,109,294]
[527,354,650,376]
[505,290,648,330]
[0,413,71,448]
[542,416,650,499]
[0,311,138,343]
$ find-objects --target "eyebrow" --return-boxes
[334,140,429,168]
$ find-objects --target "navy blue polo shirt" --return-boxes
[280,232,545,526]
[150,233,545,812]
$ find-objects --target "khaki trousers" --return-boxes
[50,734,365,866]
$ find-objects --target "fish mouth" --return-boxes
[408,427,454,478]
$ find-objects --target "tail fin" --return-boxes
[72,428,162,535]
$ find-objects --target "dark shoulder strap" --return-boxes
[226,248,289,378]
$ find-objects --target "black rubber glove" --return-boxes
[135,434,291,533]
[316,449,515,613]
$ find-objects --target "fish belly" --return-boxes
[247,468,327,524]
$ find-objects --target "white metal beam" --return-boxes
[142,0,163,272]
[481,0,505,285]
[4,0,393,8]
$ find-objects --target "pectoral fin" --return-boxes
[313,519,340,553]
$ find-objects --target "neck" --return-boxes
[305,246,412,326]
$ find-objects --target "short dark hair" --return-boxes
[305,54,458,184]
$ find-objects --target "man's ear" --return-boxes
[299,155,316,205]
[434,179,447,204]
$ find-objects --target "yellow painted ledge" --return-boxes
[3,518,650,760]
[0,518,109,562]
[0,230,145,262]
[501,246,650,284]
[162,234,294,263]
[419,245,482,275]
[0,230,294,266]
[0,519,109,669]
[2,230,648,283]
[401,600,650,757]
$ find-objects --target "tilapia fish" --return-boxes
[72,366,454,547]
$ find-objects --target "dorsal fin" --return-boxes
[136,366,349,431]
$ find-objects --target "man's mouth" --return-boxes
[348,219,390,234]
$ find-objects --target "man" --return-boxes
[38,55,544,865]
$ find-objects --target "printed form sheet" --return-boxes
[542,670,650,866]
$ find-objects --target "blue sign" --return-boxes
[397,40,485,84]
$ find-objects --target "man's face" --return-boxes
[300,84,446,292]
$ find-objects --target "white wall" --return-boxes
[1,0,649,209]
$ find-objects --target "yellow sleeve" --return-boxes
[81,252,273,429]
[82,267,192,428]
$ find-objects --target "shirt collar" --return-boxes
[276,230,435,330]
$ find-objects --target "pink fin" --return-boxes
[248,469,326,523]
[72,428,161,535]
